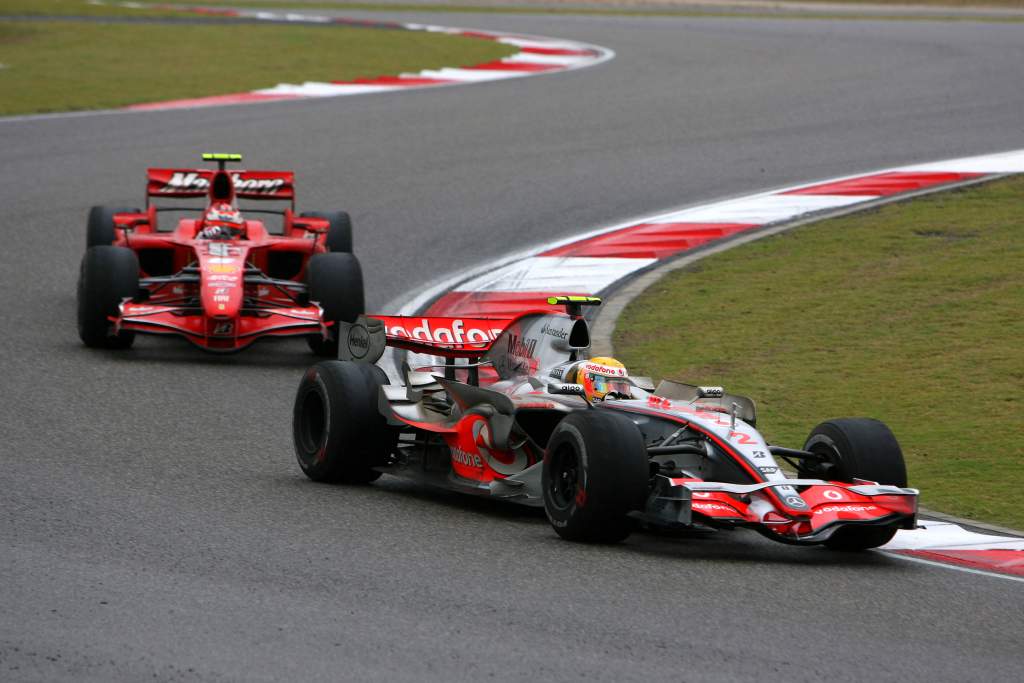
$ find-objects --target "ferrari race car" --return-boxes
[292,296,919,550]
[76,153,362,354]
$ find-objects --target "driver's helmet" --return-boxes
[201,203,244,238]
[571,357,633,402]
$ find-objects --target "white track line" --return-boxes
[882,551,1024,584]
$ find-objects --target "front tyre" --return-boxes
[77,245,139,349]
[293,361,391,484]
[803,418,907,551]
[542,410,649,543]
[87,205,140,248]
[306,252,365,357]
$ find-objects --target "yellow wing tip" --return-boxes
[546,295,602,306]
[202,153,243,162]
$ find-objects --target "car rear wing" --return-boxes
[337,296,597,369]
[146,168,295,202]
[337,315,512,362]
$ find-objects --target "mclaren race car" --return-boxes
[292,296,918,550]
[77,153,362,354]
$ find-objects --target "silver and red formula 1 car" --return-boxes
[77,153,362,354]
[292,297,918,550]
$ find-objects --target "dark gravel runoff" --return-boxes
[2,10,1023,682]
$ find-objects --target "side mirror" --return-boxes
[295,217,329,234]
[548,383,587,397]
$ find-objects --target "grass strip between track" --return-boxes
[19,0,1020,23]
[0,18,515,115]
[613,176,1024,529]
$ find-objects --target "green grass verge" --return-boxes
[0,19,515,115]
[0,0,198,17]
[614,176,1024,529]
[59,0,1024,23]
[2,1,1020,22]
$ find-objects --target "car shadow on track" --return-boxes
[366,474,906,571]
[67,337,321,369]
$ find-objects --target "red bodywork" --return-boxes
[348,308,919,545]
[109,166,333,351]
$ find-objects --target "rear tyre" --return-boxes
[292,360,391,483]
[77,246,139,349]
[306,252,365,357]
[542,410,649,543]
[301,211,353,253]
[803,418,907,551]
[87,205,140,248]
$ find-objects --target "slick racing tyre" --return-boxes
[802,418,907,551]
[301,211,353,253]
[293,360,392,484]
[542,410,649,543]
[306,252,365,357]
[77,245,139,349]
[87,205,140,248]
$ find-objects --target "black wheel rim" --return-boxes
[548,443,580,510]
[298,388,327,463]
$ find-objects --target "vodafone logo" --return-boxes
[823,489,844,501]
[814,505,877,515]
[582,362,627,377]
[693,502,735,514]
[451,447,483,469]
[381,317,505,345]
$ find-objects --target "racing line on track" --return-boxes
[390,148,1024,581]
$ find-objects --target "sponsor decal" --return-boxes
[506,334,538,360]
[347,324,370,359]
[814,504,877,515]
[823,489,844,501]
[257,286,270,297]
[208,256,236,265]
[172,285,184,294]
[698,386,724,398]
[549,366,565,380]
[212,321,234,336]
[207,274,239,283]
[207,242,238,257]
[582,362,627,377]
[208,264,238,274]
[385,318,501,345]
[757,466,779,475]
[784,495,808,509]
[213,295,230,303]
[451,447,483,469]
[540,323,569,340]
[648,395,671,408]
[160,172,285,195]
[693,502,737,514]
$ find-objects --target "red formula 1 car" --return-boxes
[76,153,362,354]
[292,297,918,550]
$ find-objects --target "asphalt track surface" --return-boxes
[2,10,1023,682]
